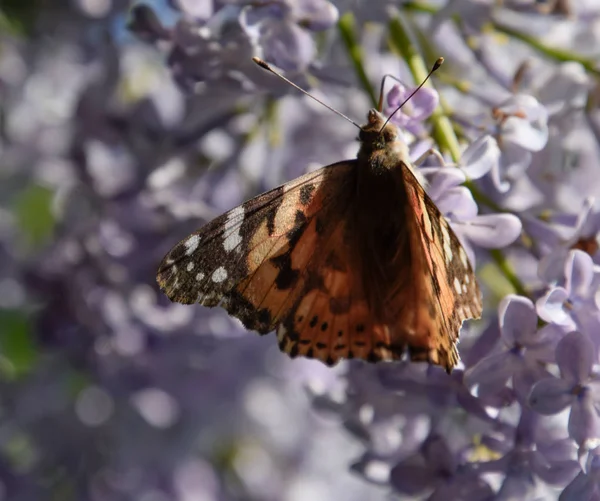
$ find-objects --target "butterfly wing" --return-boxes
[157,161,355,333]
[275,163,482,371]
[274,208,403,366]
[396,162,483,371]
[158,157,481,372]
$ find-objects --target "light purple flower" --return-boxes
[421,146,522,265]
[465,295,562,401]
[535,198,600,284]
[240,0,339,71]
[481,94,549,197]
[383,83,439,135]
[390,434,493,500]
[536,250,600,354]
[529,331,600,447]
[477,410,579,499]
[560,448,600,501]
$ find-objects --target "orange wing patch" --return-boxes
[276,220,399,365]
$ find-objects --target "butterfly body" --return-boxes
[157,109,482,372]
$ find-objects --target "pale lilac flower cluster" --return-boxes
[3,0,600,500]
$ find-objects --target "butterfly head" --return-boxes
[357,109,409,167]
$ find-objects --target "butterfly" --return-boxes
[157,58,482,373]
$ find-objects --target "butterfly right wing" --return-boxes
[396,163,483,371]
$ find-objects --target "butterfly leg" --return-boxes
[413,148,448,168]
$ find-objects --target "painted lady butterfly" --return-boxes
[157,58,482,373]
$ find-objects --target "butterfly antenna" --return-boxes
[252,57,362,130]
[379,57,444,133]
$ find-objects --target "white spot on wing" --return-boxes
[196,272,205,281]
[459,247,468,269]
[464,274,470,284]
[223,206,244,253]
[277,325,287,342]
[184,235,200,255]
[212,266,228,283]
[454,277,462,295]
[441,223,453,264]
[186,262,195,272]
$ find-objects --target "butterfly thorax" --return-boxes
[357,109,410,172]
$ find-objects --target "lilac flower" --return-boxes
[390,434,494,500]
[533,198,600,284]
[536,250,600,354]
[560,448,600,501]
[477,410,579,499]
[529,331,600,448]
[419,136,522,265]
[465,295,563,401]
[239,0,339,71]
[383,83,438,135]
[486,94,549,196]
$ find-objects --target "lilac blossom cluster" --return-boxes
[2,0,600,500]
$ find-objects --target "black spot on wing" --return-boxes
[300,184,315,205]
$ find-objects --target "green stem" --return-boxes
[337,12,378,107]
[403,1,600,76]
[493,22,600,77]
[490,249,529,297]
[388,12,462,162]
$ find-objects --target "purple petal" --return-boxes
[457,214,522,248]
[464,351,519,390]
[498,295,537,346]
[536,287,574,327]
[386,84,408,107]
[526,324,566,363]
[499,94,549,152]
[264,21,316,71]
[429,476,494,501]
[495,476,537,501]
[422,435,456,474]
[461,321,501,368]
[390,461,437,495]
[537,437,578,463]
[460,135,501,180]
[386,84,438,123]
[529,377,574,415]
[435,187,478,220]
[174,0,214,19]
[537,62,589,114]
[569,391,600,447]
[565,250,595,300]
[587,381,600,402]
[557,331,594,384]
[587,448,600,473]
[514,363,553,402]
[559,472,597,501]
[292,0,339,31]
[532,454,580,486]
[422,167,466,202]
[404,86,439,121]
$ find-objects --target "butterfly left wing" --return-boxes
[157,161,355,333]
